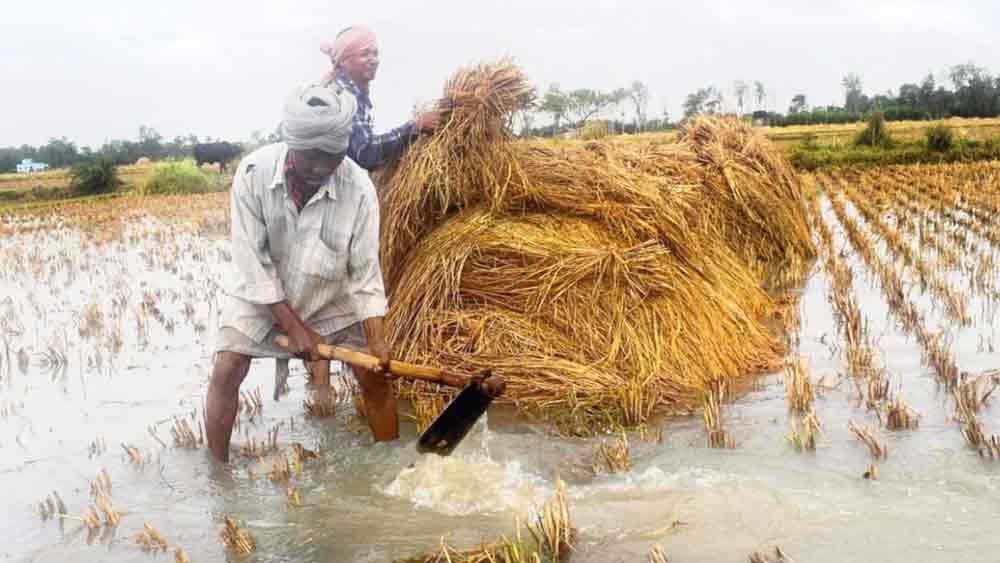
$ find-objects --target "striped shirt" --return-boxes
[219,142,387,342]
[334,70,417,170]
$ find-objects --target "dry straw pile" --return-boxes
[378,59,814,427]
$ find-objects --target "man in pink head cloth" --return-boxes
[275,26,445,394]
[319,26,444,172]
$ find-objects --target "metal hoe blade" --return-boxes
[417,383,495,456]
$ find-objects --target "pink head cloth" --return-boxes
[320,26,377,69]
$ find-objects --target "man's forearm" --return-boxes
[270,302,321,358]
[270,302,307,334]
[362,316,387,347]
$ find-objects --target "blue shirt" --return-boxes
[335,70,417,171]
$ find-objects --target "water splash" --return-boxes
[382,416,549,515]
[382,453,549,516]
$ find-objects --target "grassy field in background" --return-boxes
[0,160,230,210]
[4,117,1000,208]
[762,116,1000,148]
[629,116,1000,148]
[0,163,153,203]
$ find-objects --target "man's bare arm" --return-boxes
[362,316,390,371]
[270,302,320,359]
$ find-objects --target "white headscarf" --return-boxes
[281,84,357,154]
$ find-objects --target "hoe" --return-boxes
[276,335,505,456]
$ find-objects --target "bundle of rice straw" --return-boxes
[377,59,814,427]
[678,115,815,279]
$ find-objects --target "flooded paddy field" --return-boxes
[2,163,1000,562]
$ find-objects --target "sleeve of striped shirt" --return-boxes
[228,164,286,305]
[348,119,417,170]
[348,177,388,320]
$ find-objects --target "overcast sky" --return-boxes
[1,0,998,148]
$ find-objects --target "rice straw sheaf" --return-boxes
[377,59,812,427]
[679,115,816,279]
[378,58,535,287]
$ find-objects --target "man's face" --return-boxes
[339,45,379,85]
[291,149,345,188]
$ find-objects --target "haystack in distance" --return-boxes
[377,60,815,427]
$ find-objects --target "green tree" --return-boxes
[897,83,921,107]
[36,137,80,168]
[843,73,864,113]
[925,124,954,152]
[854,111,893,148]
[950,63,996,117]
[919,73,936,110]
[565,88,628,124]
[683,86,721,119]
[539,84,570,128]
[138,125,164,160]
[70,155,121,194]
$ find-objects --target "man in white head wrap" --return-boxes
[205,84,397,462]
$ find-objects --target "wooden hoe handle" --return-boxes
[273,335,500,393]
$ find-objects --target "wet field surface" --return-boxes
[2,168,1000,562]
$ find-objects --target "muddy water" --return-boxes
[2,203,999,563]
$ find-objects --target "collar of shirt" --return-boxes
[267,144,338,205]
[335,70,373,111]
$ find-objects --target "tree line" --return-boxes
[0,126,283,173]
[524,81,674,137]
[8,61,1000,171]
[0,127,201,173]
[683,62,1000,127]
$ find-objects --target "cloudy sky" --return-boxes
[1,0,997,148]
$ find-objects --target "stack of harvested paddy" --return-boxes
[377,59,814,426]
[680,115,815,277]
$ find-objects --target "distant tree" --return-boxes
[854,110,893,148]
[36,137,80,168]
[919,73,936,110]
[753,81,766,111]
[996,76,1000,114]
[656,107,671,128]
[949,62,997,117]
[925,123,954,152]
[70,155,121,194]
[897,83,921,107]
[705,88,724,114]
[930,86,956,119]
[789,94,808,114]
[949,62,982,90]
[683,87,717,119]
[871,91,895,110]
[518,111,535,137]
[539,84,570,128]
[628,81,650,131]
[734,80,749,115]
[843,73,865,113]
[565,87,629,124]
[163,135,192,160]
[138,125,164,160]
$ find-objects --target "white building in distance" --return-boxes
[15,159,49,173]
